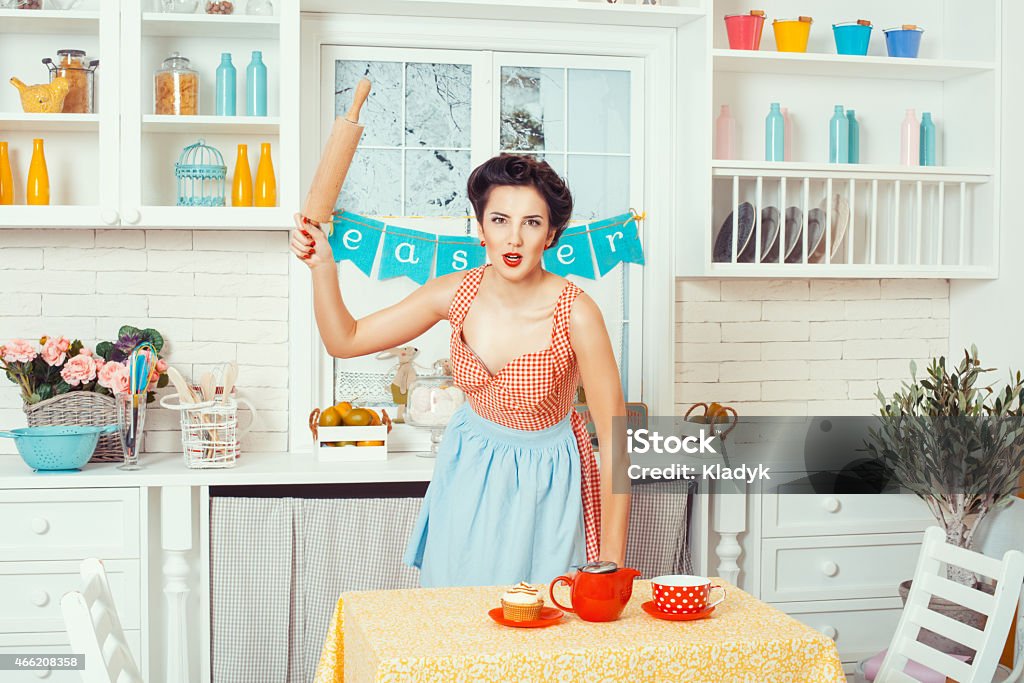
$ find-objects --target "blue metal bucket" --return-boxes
[884,26,924,58]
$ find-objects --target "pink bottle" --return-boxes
[781,107,793,161]
[900,109,919,166]
[715,104,736,160]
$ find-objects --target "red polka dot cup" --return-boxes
[650,575,727,615]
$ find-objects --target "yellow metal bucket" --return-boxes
[773,17,813,52]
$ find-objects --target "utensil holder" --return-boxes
[160,393,256,469]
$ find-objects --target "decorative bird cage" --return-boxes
[175,139,226,207]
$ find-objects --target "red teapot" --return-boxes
[549,561,641,622]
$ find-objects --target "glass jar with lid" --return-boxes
[404,360,465,458]
[160,0,199,12]
[154,52,199,116]
[43,50,99,114]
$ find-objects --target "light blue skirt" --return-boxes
[403,401,586,587]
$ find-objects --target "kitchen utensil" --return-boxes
[651,575,727,615]
[833,20,873,56]
[786,207,825,263]
[548,562,641,622]
[773,16,813,52]
[712,202,755,263]
[724,11,766,50]
[199,371,216,401]
[641,601,716,621]
[884,25,924,58]
[166,366,197,403]
[0,424,118,471]
[738,206,780,263]
[115,393,145,470]
[487,607,564,628]
[303,78,371,226]
[220,362,238,403]
[811,193,850,262]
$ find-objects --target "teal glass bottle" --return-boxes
[920,112,936,166]
[215,53,236,116]
[829,105,849,164]
[246,50,268,117]
[846,109,860,164]
[765,102,784,162]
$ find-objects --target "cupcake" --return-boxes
[500,582,543,622]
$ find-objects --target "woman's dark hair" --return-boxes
[467,154,573,248]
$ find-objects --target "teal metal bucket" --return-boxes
[833,22,872,56]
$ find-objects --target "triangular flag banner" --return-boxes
[543,224,596,279]
[378,225,437,285]
[436,236,486,277]
[330,211,384,277]
[590,212,646,276]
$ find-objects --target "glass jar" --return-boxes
[404,371,465,458]
[14,0,43,8]
[154,52,199,116]
[205,0,234,14]
[43,50,98,114]
[160,0,198,11]
[246,0,273,15]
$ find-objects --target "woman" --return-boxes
[290,154,630,587]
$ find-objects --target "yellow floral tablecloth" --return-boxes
[314,579,845,683]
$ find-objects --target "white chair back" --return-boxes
[61,558,144,683]
[876,526,1024,683]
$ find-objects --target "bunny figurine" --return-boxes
[376,346,429,422]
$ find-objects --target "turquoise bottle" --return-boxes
[215,53,236,116]
[246,50,268,117]
[920,112,936,166]
[765,102,784,162]
[846,109,860,164]
[829,105,849,164]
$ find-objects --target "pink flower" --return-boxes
[2,338,37,364]
[79,347,93,357]
[97,360,130,395]
[40,336,71,367]
[60,351,98,387]
[156,358,168,373]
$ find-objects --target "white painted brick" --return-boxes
[810,321,882,341]
[721,321,809,342]
[880,279,949,299]
[237,343,288,367]
[149,296,237,320]
[927,339,949,358]
[45,248,147,271]
[0,229,94,248]
[762,301,836,321]
[96,230,145,248]
[161,341,236,364]
[241,432,289,452]
[732,401,808,416]
[845,299,925,320]
[721,280,809,301]
[677,381,760,403]
[247,252,289,275]
[719,360,809,382]
[237,297,288,321]
[242,387,288,410]
[810,280,880,300]
[762,380,847,401]
[0,270,95,294]
[678,342,760,362]
[677,279,721,301]
[146,230,192,250]
[762,341,842,360]
[809,360,878,380]
[877,358,919,379]
[931,299,949,318]
[677,323,721,343]
[883,318,949,339]
[97,271,193,296]
[254,410,289,432]
[193,231,287,252]
[145,408,182,431]
[680,301,761,323]
[805,399,880,416]
[193,320,287,344]
[849,379,905,400]
[0,409,27,428]
[194,273,287,297]
[0,386,23,409]
[143,431,184,453]
[677,363,719,383]
[843,339,929,359]
[0,248,43,269]
[95,317,194,344]
[1,317,96,342]
[44,294,148,318]
[148,250,248,274]
[0,294,41,316]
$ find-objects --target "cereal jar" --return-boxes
[43,50,99,114]
[154,52,199,116]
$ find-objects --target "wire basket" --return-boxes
[175,138,226,207]
[159,393,257,469]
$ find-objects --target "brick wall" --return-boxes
[0,229,289,455]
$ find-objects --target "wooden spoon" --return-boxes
[199,372,216,403]
[221,362,238,404]
[167,366,197,404]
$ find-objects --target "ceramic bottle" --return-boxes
[782,106,793,161]
[829,105,849,164]
[846,109,860,164]
[0,142,12,205]
[765,102,784,162]
[27,138,49,205]
[715,105,735,160]
[254,142,276,207]
[920,112,936,166]
[246,51,268,116]
[232,143,253,206]
[216,53,236,116]
[900,109,919,166]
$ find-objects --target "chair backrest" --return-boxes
[876,526,1024,683]
[61,558,144,683]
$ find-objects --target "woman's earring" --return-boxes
[480,240,485,246]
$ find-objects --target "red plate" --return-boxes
[488,606,564,628]
[641,601,716,621]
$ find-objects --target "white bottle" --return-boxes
[900,109,919,167]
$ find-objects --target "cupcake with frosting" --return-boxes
[500,582,543,622]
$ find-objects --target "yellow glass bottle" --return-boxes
[232,143,253,207]
[27,138,50,206]
[0,142,13,205]
[254,142,276,207]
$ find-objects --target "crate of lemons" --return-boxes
[310,401,393,462]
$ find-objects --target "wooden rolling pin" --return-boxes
[302,78,372,226]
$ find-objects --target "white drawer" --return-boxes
[763,492,933,538]
[0,560,140,633]
[780,597,904,665]
[761,532,923,602]
[0,489,140,561]
[0,630,141,682]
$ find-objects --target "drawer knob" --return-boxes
[819,625,838,640]
[34,668,51,679]
[822,497,840,513]
[32,590,50,607]
[31,517,50,534]
[822,561,839,577]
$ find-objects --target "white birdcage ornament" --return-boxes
[175,139,226,207]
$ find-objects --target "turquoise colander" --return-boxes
[0,425,119,471]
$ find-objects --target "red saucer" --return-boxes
[488,606,564,628]
[641,601,716,621]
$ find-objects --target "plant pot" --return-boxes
[898,578,994,656]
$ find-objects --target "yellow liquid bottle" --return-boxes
[26,138,50,206]
[0,142,13,205]
[254,142,276,207]
[232,143,253,207]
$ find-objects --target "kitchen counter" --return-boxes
[0,449,436,489]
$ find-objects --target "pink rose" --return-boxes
[60,351,98,387]
[97,360,130,395]
[79,347,93,357]
[2,338,37,364]
[156,358,168,373]
[40,336,71,367]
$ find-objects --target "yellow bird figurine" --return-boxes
[9,76,70,114]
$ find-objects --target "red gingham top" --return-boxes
[448,264,601,562]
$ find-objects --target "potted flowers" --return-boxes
[1,326,169,462]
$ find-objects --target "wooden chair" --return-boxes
[61,558,144,683]
[873,526,1024,683]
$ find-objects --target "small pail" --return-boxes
[833,21,872,56]
[773,16,813,53]
[884,25,924,58]
[725,11,766,50]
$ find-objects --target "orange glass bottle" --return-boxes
[0,142,13,205]
[27,138,50,206]
[232,144,253,207]
[254,142,276,207]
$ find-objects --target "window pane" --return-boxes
[338,149,402,216]
[500,66,565,151]
[567,154,630,220]
[405,149,472,216]
[405,63,472,149]
[335,60,402,147]
[567,69,630,154]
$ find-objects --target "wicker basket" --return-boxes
[23,392,124,463]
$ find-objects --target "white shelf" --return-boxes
[712,160,993,183]
[303,0,704,28]
[712,49,996,82]
[707,263,997,279]
[0,205,106,228]
[0,8,100,35]
[141,12,281,39]
[137,205,292,229]
[0,112,100,132]
[142,115,281,134]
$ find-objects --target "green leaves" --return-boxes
[95,341,113,361]
[143,328,164,353]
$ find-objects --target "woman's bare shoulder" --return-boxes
[417,269,475,320]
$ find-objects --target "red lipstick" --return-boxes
[502,252,522,267]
